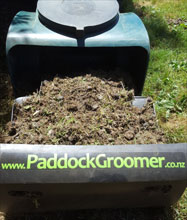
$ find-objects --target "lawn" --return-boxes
[121,0,187,143]
[121,1,187,219]
[0,0,186,219]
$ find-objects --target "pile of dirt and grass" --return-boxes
[5,75,166,145]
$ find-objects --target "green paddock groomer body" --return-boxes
[6,0,149,96]
[2,0,187,214]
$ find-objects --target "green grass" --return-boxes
[121,0,187,219]
[121,0,187,143]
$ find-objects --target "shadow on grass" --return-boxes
[119,0,184,49]
[8,207,176,220]
[0,70,13,141]
[0,0,37,140]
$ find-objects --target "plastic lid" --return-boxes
[37,0,119,36]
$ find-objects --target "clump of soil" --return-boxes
[167,18,187,26]
[5,75,166,145]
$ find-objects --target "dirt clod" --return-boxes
[124,131,135,140]
[8,127,16,136]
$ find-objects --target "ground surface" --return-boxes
[0,0,186,219]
